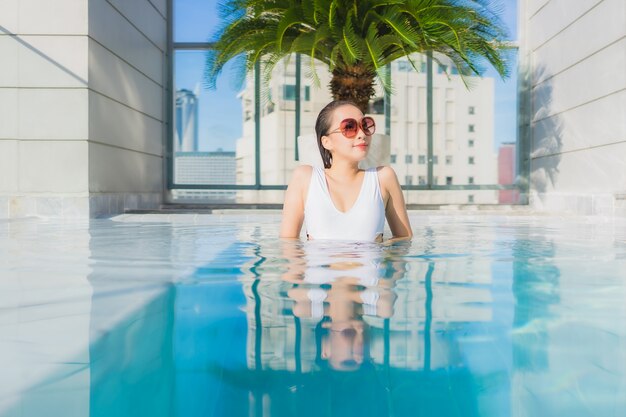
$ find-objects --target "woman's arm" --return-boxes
[378,166,413,239]
[279,165,312,239]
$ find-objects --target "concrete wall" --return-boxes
[0,0,167,218]
[521,0,626,215]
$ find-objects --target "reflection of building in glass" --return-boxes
[175,89,199,152]
[173,151,236,202]
[498,142,519,204]
[235,55,498,204]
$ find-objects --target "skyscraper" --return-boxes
[175,89,199,152]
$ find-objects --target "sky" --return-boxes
[174,0,519,152]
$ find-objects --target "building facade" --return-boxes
[175,89,199,152]
[234,55,498,205]
[173,151,236,202]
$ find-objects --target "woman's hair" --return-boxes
[315,100,359,168]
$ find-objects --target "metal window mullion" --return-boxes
[295,54,301,160]
[426,51,433,189]
[255,61,261,189]
[166,0,174,192]
[384,63,391,135]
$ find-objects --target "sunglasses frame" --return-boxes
[327,117,376,138]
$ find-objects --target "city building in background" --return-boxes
[173,151,236,202]
[390,56,497,205]
[235,55,497,204]
[175,89,199,152]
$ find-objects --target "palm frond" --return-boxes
[205,0,512,109]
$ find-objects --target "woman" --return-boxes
[280,100,412,241]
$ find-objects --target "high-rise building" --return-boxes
[173,151,236,202]
[175,89,199,152]
[234,55,498,204]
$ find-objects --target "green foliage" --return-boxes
[205,0,511,98]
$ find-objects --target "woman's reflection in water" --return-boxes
[281,239,408,371]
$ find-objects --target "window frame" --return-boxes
[166,1,525,200]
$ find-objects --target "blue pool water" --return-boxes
[1,214,625,417]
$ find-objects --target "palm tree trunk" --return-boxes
[329,65,376,114]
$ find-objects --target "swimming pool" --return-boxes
[1,213,625,417]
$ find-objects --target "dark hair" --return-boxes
[315,100,359,168]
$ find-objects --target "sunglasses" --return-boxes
[327,117,376,138]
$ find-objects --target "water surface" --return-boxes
[1,214,625,417]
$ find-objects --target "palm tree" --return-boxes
[205,0,511,113]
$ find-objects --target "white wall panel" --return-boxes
[0,0,19,33]
[18,141,88,193]
[0,140,18,192]
[148,0,167,18]
[18,35,88,87]
[0,36,19,86]
[526,0,550,17]
[106,0,167,51]
[533,0,626,85]
[17,0,87,35]
[88,142,162,193]
[531,38,626,120]
[88,39,162,120]
[532,89,626,154]
[18,89,88,140]
[89,90,163,156]
[531,141,626,194]
[89,0,163,83]
[0,89,18,138]
[528,0,601,50]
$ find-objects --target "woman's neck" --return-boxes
[326,160,361,179]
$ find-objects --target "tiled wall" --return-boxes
[522,0,626,215]
[87,0,166,198]
[0,0,166,219]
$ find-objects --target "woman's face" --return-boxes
[322,105,372,163]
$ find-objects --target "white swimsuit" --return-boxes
[304,166,385,241]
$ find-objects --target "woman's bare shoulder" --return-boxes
[375,165,399,184]
[289,165,314,187]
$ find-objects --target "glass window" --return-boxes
[405,175,413,185]
[283,85,296,100]
[172,50,253,199]
[397,61,413,72]
[171,0,521,206]
[370,98,385,115]
[174,0,220,42]
[468,194,475,203]
[433,176,438,185]
[446,176,453,185]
